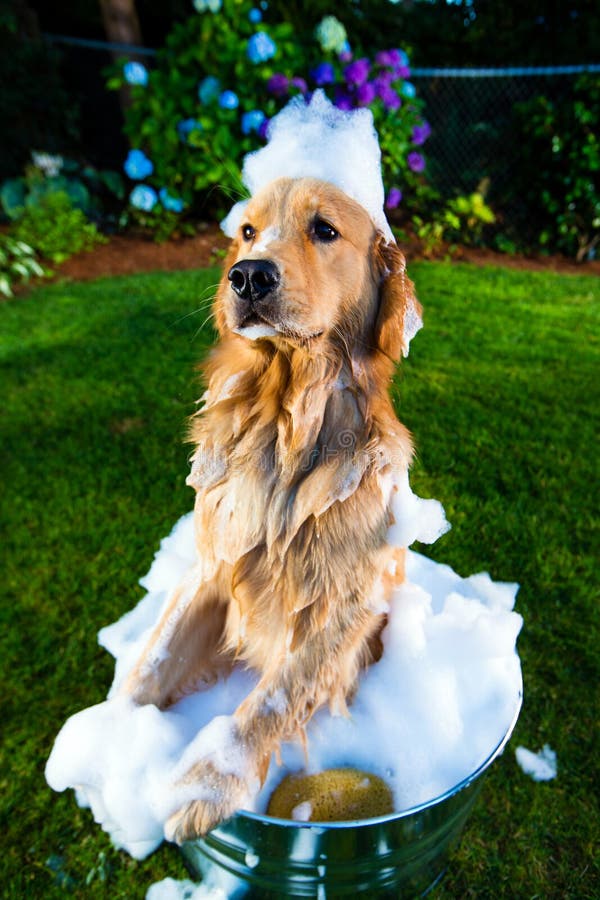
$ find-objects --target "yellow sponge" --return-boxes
[267,768,394,822]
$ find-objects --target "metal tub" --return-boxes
[181,694,522,898]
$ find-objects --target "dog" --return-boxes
[121,176,422,842]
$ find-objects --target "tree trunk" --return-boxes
[99,0,144,113]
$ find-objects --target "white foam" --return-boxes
[252,225,280,252]
[515,744,557,781]
[146,878,227,900]
[291,801,313,822]
[233,323,279,340]
[221,91,394,244]
[46,497,522,858]
[384,468,451,548]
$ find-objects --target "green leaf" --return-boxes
[0,178,27,220]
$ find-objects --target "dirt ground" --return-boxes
[55,224,600,281]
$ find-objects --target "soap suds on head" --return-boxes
[222,91,394,244]
[46,496,522,859]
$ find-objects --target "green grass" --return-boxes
[1,263,598,898]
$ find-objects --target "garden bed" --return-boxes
[54,225,600,282]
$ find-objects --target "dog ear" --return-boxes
[373,237,422,361]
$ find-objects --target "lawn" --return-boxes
[1,261,598,898]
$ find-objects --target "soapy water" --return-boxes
[46,499,522,861]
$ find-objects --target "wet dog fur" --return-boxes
[121,177,422,841]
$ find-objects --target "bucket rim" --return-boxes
[228,683,523,832]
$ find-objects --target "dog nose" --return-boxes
[228,259,280,302]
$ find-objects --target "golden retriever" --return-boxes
[121,176,422,841]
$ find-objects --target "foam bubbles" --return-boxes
[515,744,557,782]
[221,91,394,243]
[46,494,522,859]
[146,878,226,900]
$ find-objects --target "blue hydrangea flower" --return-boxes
[310,62,335,86]
[401,81,417,98]
[130,185,158,211]
[159,188,185,213]
[177,118,202,141]
[198,76,221,104]
[123,61,148,86]
[248,7,262,22]
[219,90,239,110]
[241,109,266,135]
[124,149,153,180]
[247,31,276,63]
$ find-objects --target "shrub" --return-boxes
[108,2,431,236]
[1,153,125,230]
[508,75,600,261]
[12,191,106,264]
[411,187,496,257]
[0,234,46,297]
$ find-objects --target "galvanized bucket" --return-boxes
[181,693,522,898]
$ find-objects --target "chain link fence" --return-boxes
[411,65,599,211]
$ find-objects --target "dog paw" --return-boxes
[164,760,254,843]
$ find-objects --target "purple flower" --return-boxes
[379,84,401,110]
[374,71,393,92]
[388,49,409,67]
[334,87,354,111]
[290,76,308,94]
[344,57,370,86]
[310,62,335,86]
[258,118,270,140]
[356,82,376,106]
[385,187,402,209]
[267,73,289,97]
[375,50,393,67]
[393,65,411,79]
[408,151,425,173]
[219,90,239,110]
[412,122,431,145]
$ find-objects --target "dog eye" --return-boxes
[312,218,339,243]
[241,224,256,242]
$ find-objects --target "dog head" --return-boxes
[215,177,421,362]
